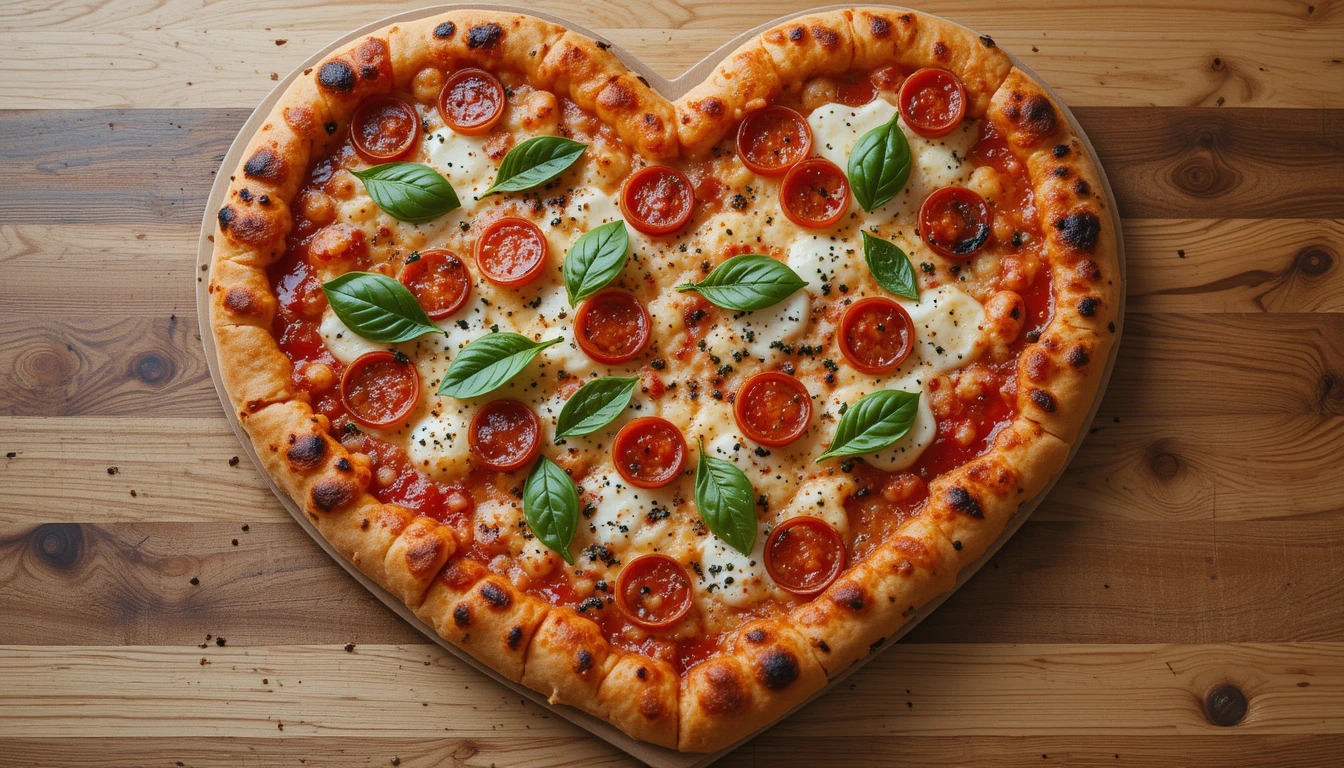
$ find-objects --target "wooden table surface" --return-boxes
[2,1,1342,765]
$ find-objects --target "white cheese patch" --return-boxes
[319,309,384,365]
[566,187,625,230]
[693,523,772,609]
[773,473,854,540]
[900,284,988,373]
[823,365,938,472]
[425,128,494,213]
[786,234,863,290]
[575,472,680,555]
[700,289,811,367]
[404,399,478,479]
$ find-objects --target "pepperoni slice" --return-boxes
[612,417,687,489]
[765,516,846,597]
[398,249,471,319]
[919,186,992,258]
[468,399,541,473]
[574,289,651,364]
[615,554,693,630]
[350,95,420,163]
[780,157,850,229]
[474,217,548,287]
[835,72,877,107]
[838,297,915,375]
[899,67,967,139]
[736,106,813,176]
[621,166,695,236]
[340,351,421,428]
[734,371,812,447]
[438,67,505,136]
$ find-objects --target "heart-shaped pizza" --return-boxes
[208,7,1117,753]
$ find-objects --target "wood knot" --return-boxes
[1146,444,1182,481]
[1318,372,1344,416]
[1171,155,1237,198]
[32,523,83,569]
[1204,684,1247,727]
[1296,246,1334,278]
[133,353,172,385]
[452,741,479,760]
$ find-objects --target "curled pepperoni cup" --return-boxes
[574,289,651,364]
[839,297,915,375]
[615,554,693,630]
[621,166,695,236]
[438,67,505,136]
[899,67,967,139]
[468,399,541,473]
[350,95,421,162]
[340,351,421,429]
[919,186,992,259]
[737,106,813,176]
[734,371,812,447]
[613,417,687,489]
[398,249,471,320]
[474,217,548,287]
[780,157,850,229]
[765,516,846,597]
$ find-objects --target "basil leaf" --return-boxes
[676,254,807,311]
[847,113,911,213]
[555,376,639,438]
[437,333,561,399]
[563,220,630,304]
[522,456,579,565]
[694,438,758,556]
[816,390,921,462]
[322,271,443,343]
[861,231,918,301]
[351,163,460,223]
[484,136,587,196]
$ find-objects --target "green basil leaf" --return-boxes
[816,390,921,462]
[563,220,630,304]
[437,333,561,399]
[694,438,758,556]
[322,271,443,343]
[555,376,639,438]
[522,456,579,565]
[483,136,587,196]
[676,254,807,311]
[861,230,919,301]
[847,113,911,213]
[351,162,461,223]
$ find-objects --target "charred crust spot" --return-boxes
[317,61,356,93]
[817,640,831,653]
[811,25,839,48]
[788,26,805,42]
[636,666,648,680]
[359,64,378,80]
[869,16,891,37]
[433,21,456,39]
[757,649,800,691]
[831,584,866,611]
[1066,345,1091,367]
[1055,212,1102,253]
[980,34,997,48]
[933,41,949,59]
[310,479,354,512]
[479,582,511,609]
[597,81,635,111]
[324,121,338,135]
[506,625,523,649]
[221,209,284,247]
[217,206,236,230]
[1077,259,1104,282]
[404,534,444,577]
[1052,144,1070,158]
[697,98,725,119]
[335,457,352,472]
[467,23,504,50]
[899,13,914,23]
[1052,166,1071,178]
[453,604,472,627]
[285,434,326,470]
[1074,179,1091,196]
[1030,389,1058,413]
[223,287,260,315]
[1023,96,1058,135]
[745,628,767,644]
[243,149,284,182]
[699,664,748,715]
[575,649,593,674]
[947,486,983,518]
[1078,296,1100,317]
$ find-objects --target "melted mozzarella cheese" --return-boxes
[700,288,811,367]
[786,234,864,290]
[575,473,681,554]
[774,473,855,539]
[693,523,772,609]
[319,309,383,364]
[425,129,494,213]
[900,284,988,373]
[566,187,625,230]
[823,366,938,471]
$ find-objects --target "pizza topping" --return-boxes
[555,376,639,438]
[615,554,693,630]
[484,135,588,196]
[474,216,548,287]
[839,296,915,374]
[340,350,420,428]
[522,455,580,564]
[469,399,542,472]
[845,110,911,213]
[780,157,850,228]
[734,371,812,447]
[899,67,967,138]
[764,516,845,597]
[437,333,561,399]
[860,231,918,301]
[693,437,758,556]
[438,67,505,135]
[563,220,631,304]
[322,271,445,343]
[398,248,471,319]
[621,166,695,236]
[613,417,687,489]
[676,253,807,311]
[919,186,991,258]
[835,72,877,107]
[817,389,922,462]
[575,289,651,364]
[349,162,461,223]
[350,95,420,162]
[736,106,813,176]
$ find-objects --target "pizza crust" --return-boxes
[209,8,1119,753]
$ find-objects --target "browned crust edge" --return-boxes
[207,8,1117,754]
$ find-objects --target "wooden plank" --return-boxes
[1,28,1339,109]
[2,108,1342,224]
[2,519,1341,646]
[5,219,1341,316]
[0,643,1339,736]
